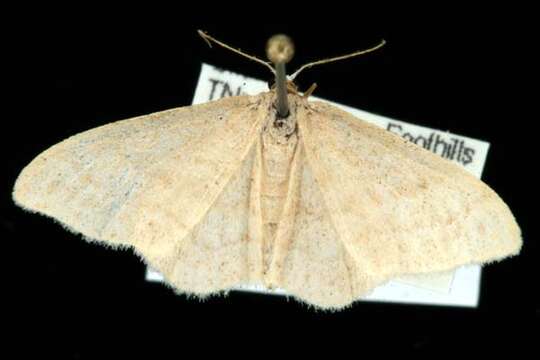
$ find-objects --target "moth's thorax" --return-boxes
[265,92,302,139]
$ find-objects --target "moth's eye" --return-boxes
[266,34,295,64]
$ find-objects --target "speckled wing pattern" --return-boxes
[293,100,522,307]
[13,92,522,310]
[13,95,266,293]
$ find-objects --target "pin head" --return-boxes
[266,34,295,64]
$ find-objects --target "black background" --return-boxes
[3,4,536,357]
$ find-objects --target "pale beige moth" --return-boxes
[13,32,521,309]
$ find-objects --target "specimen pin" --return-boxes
[266,34,295,118]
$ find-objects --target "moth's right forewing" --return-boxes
[297,101,521,294]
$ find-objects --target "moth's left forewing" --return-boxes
[13,94,269,271]
[297,101,522,296]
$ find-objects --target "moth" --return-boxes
[13,31,522,309]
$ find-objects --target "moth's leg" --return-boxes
[303,83,318,98]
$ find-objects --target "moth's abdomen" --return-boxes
[260,128,298,274]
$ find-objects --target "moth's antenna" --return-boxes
[289,39,386,81]
[266,34,295,118]
[198,30,276,75]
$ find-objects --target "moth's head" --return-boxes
[198,30,385,118]
[198,30,385,96]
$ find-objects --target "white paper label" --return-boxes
[147,63,490,308]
